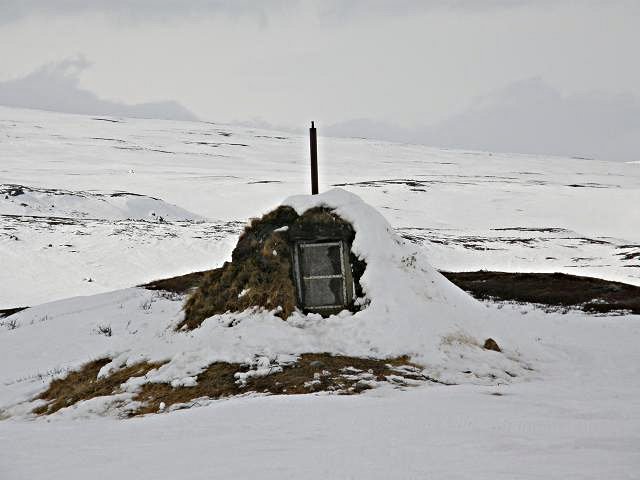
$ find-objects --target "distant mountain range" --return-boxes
[0,57,197,122]
[326,78,640,163]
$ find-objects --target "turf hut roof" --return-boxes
[181,197,366,330]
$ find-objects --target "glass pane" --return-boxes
[303,277,344,307]
[300,243,342,277]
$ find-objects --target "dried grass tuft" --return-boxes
[131,353,426,416]
[32,353,428,417]
[32,358,165,416]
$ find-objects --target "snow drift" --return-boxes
[0,184,203,221]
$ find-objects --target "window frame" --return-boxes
[293,240,353,312]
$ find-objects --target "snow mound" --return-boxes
[1,189,530,419]
[0,184,203,221]
[285,188,479,321]
[277,189,512,368]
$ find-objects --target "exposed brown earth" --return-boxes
[0,306,28,318]
[32,354,427,417]
[483,338,501,352]
[33,358,166,416]
[140,268,640,317]
[133,353,427,416]
[441,271,640,315]
[142,270,209,294]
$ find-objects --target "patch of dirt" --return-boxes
[92,117,121,123]
[141,266,640,319]
[441,271,640,315]
[492,227,568,233]
[32,354,429,417]
[253,135,288,140]
[617,249,640,261]
[141,270,209,294]
[33,359,166,416]
[132,353,428,416]
[398,226,617,253]
[483,338,501,352]
[0,306,28,318]
[566,183,617,189]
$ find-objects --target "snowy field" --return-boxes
[1,288,638,479]
[1,106,639,307]
[1,107,639,479]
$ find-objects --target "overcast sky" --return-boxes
[1,1,639,161]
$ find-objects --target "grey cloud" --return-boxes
[0,0,617,25]
[0,0,294,25]
[316,0,538,19]
[0,57,198,121]
[327,78,640,162]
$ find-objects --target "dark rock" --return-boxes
[483,338,501,352]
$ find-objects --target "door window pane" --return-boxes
[300,243,342,277]
[295,241,351,310]
[303,277,344,307]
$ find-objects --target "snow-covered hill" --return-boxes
[0,190,530,416]
[0,184,203,221]
[0,107,638,479]
[1,106,638,308]
[2,297,638,479]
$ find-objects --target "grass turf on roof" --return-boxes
[179,206,365,330]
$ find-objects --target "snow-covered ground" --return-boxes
[1,106,639,307]
[1,190,530,415]
[1,287,638,479]
[0,184,203,221]
[0,107,638,479]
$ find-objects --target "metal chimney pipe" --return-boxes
[309,121,318,195]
